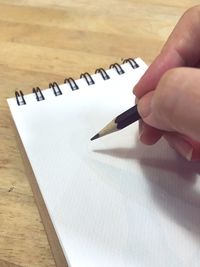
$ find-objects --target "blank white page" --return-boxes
[8,58,200,267]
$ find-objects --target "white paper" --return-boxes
[8,58,200,267]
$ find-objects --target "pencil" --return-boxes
[90,104,141,141]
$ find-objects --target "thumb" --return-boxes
[137,67,200,142]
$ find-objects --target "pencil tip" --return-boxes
[90,133,100,141]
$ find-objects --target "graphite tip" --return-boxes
[90,133,100,141]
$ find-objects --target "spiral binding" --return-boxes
[49,82,62,96]
[15,90,26,105]
[109,63,125,75]
[15,58,139,105]
[95,68,110,80]
[32,87,45,101]
[64,77,79,90]
[80,72,95,85]
[123,58,139,69]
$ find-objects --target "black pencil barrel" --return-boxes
[115,105,140,129]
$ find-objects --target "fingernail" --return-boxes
[138,120,144,139]
[133,85,137,95]
[174,140,193,161]
[133,84,140,97]
[165,135,193,161]
[137,92,153,118]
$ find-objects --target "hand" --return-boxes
[134,6,200,161]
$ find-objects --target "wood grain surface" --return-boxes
[0,1,198,266]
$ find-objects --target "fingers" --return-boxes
[135,88,163,145]
[134,5,200,98]
[139,120,163,145]
[137,67,200,142]
[134,5,200,160]
[164,133,200,161]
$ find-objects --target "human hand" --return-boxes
[134,6,200,161]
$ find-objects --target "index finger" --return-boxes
[134,5,200,98]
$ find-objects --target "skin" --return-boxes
[133,5,200,161]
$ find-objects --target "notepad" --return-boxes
[7,58,200,267]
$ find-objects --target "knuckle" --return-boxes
[182,5,200,19]
[152,68,183,127]
[154,68,179,106]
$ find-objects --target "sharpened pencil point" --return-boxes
[90,133,100,141]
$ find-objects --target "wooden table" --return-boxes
[0,1,198,266]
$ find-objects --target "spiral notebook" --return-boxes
[7,58,200,267]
